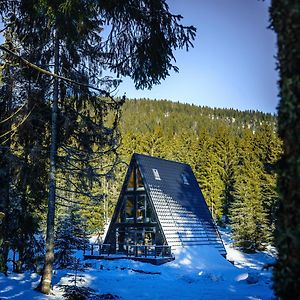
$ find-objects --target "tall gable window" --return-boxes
[127,170,135,191]
[126,167,145,191]
[136,169,144,190]
[152,169,161,180]
[181,174,189,185]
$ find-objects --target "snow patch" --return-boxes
[0,230,276,300]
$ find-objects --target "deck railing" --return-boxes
[120,244,172,258]
[89,243,111,256]
[87,244,172,258]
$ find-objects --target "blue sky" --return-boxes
[0,1,278,113]
[118,0,279,114]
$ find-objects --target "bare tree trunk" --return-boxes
[0,40,13,275]
[38,30,59,294]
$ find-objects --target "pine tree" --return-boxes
[55,208,89,269]
[140,125,166,157]
[254,124,282,237]
[0,27,47,274]
[230,132,271,252]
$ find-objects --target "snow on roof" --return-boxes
[134,153,226,255]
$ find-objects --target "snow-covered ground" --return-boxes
[0,228,276,300]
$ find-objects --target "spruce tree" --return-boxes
[230,131,271,252]
[254,124,282,237]
[55,208,89,269]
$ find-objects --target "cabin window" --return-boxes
[136,230,144,246]
[116,228,125,252]
[125,196,135,223]
[127,170,135,191]
[145,227,156,245]
[125,227,136,245]
[181,174,189,185]
[136,195,146,223]
[152,168,161,180]
[117,209,122,223]
[146,200,155,223]
[136,168,145,190]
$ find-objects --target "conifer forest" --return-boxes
[0,0,299,299]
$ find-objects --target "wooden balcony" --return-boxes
[84,244,174,265]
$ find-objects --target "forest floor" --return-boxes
[0,228,276,300]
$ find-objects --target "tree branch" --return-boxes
[0,105,35,140]
[0,102,26,124]
[0,45,120,103]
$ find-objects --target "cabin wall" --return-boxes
[104,159,168,254]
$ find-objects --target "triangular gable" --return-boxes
[104,156,167,253]
[105,153,226,257]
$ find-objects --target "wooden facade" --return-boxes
[104,158,169,256]
[102,153,226,262]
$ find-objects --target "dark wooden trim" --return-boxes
[104,157,135,245]
[114,223,157,228]
[104,155,169,251]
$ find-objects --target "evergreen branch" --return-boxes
[59,145,119,162]
[56,194,94,206]
[0,105,35,140]
[1,129,16,145]
[60,161,117,174]
[57,186,103,197]
[56,201,73,208]
[0,24,11,34]
[0,102,26,124]
[59,149,120,176]
[60,177,101,199]
[0,45,120,103]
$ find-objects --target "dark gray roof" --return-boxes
[134,153,226,255]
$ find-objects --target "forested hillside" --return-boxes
[0,0,297,297]
[0,97,281,276]
[113,99,281,252]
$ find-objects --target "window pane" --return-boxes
[136,195,146,223]
[117,210,122,223]
[127,170,134,191]
[146,198,156,223]
[116,228,125,252]
[145,227,155,245]
[117,202,125,223]
[136,168,145,190]
[125,228,135,245]
[136,231,144,246]
[125,196,135,223]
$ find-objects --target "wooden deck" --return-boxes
[84,244,175,265]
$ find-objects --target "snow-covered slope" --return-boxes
[0,228,276,300]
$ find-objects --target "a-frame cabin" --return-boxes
[104,153,226,261]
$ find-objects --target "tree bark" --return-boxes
[38,29,59,294]
[0,39,13,275]
[270,0,300,298]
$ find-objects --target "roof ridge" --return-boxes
[133,153,191,167]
